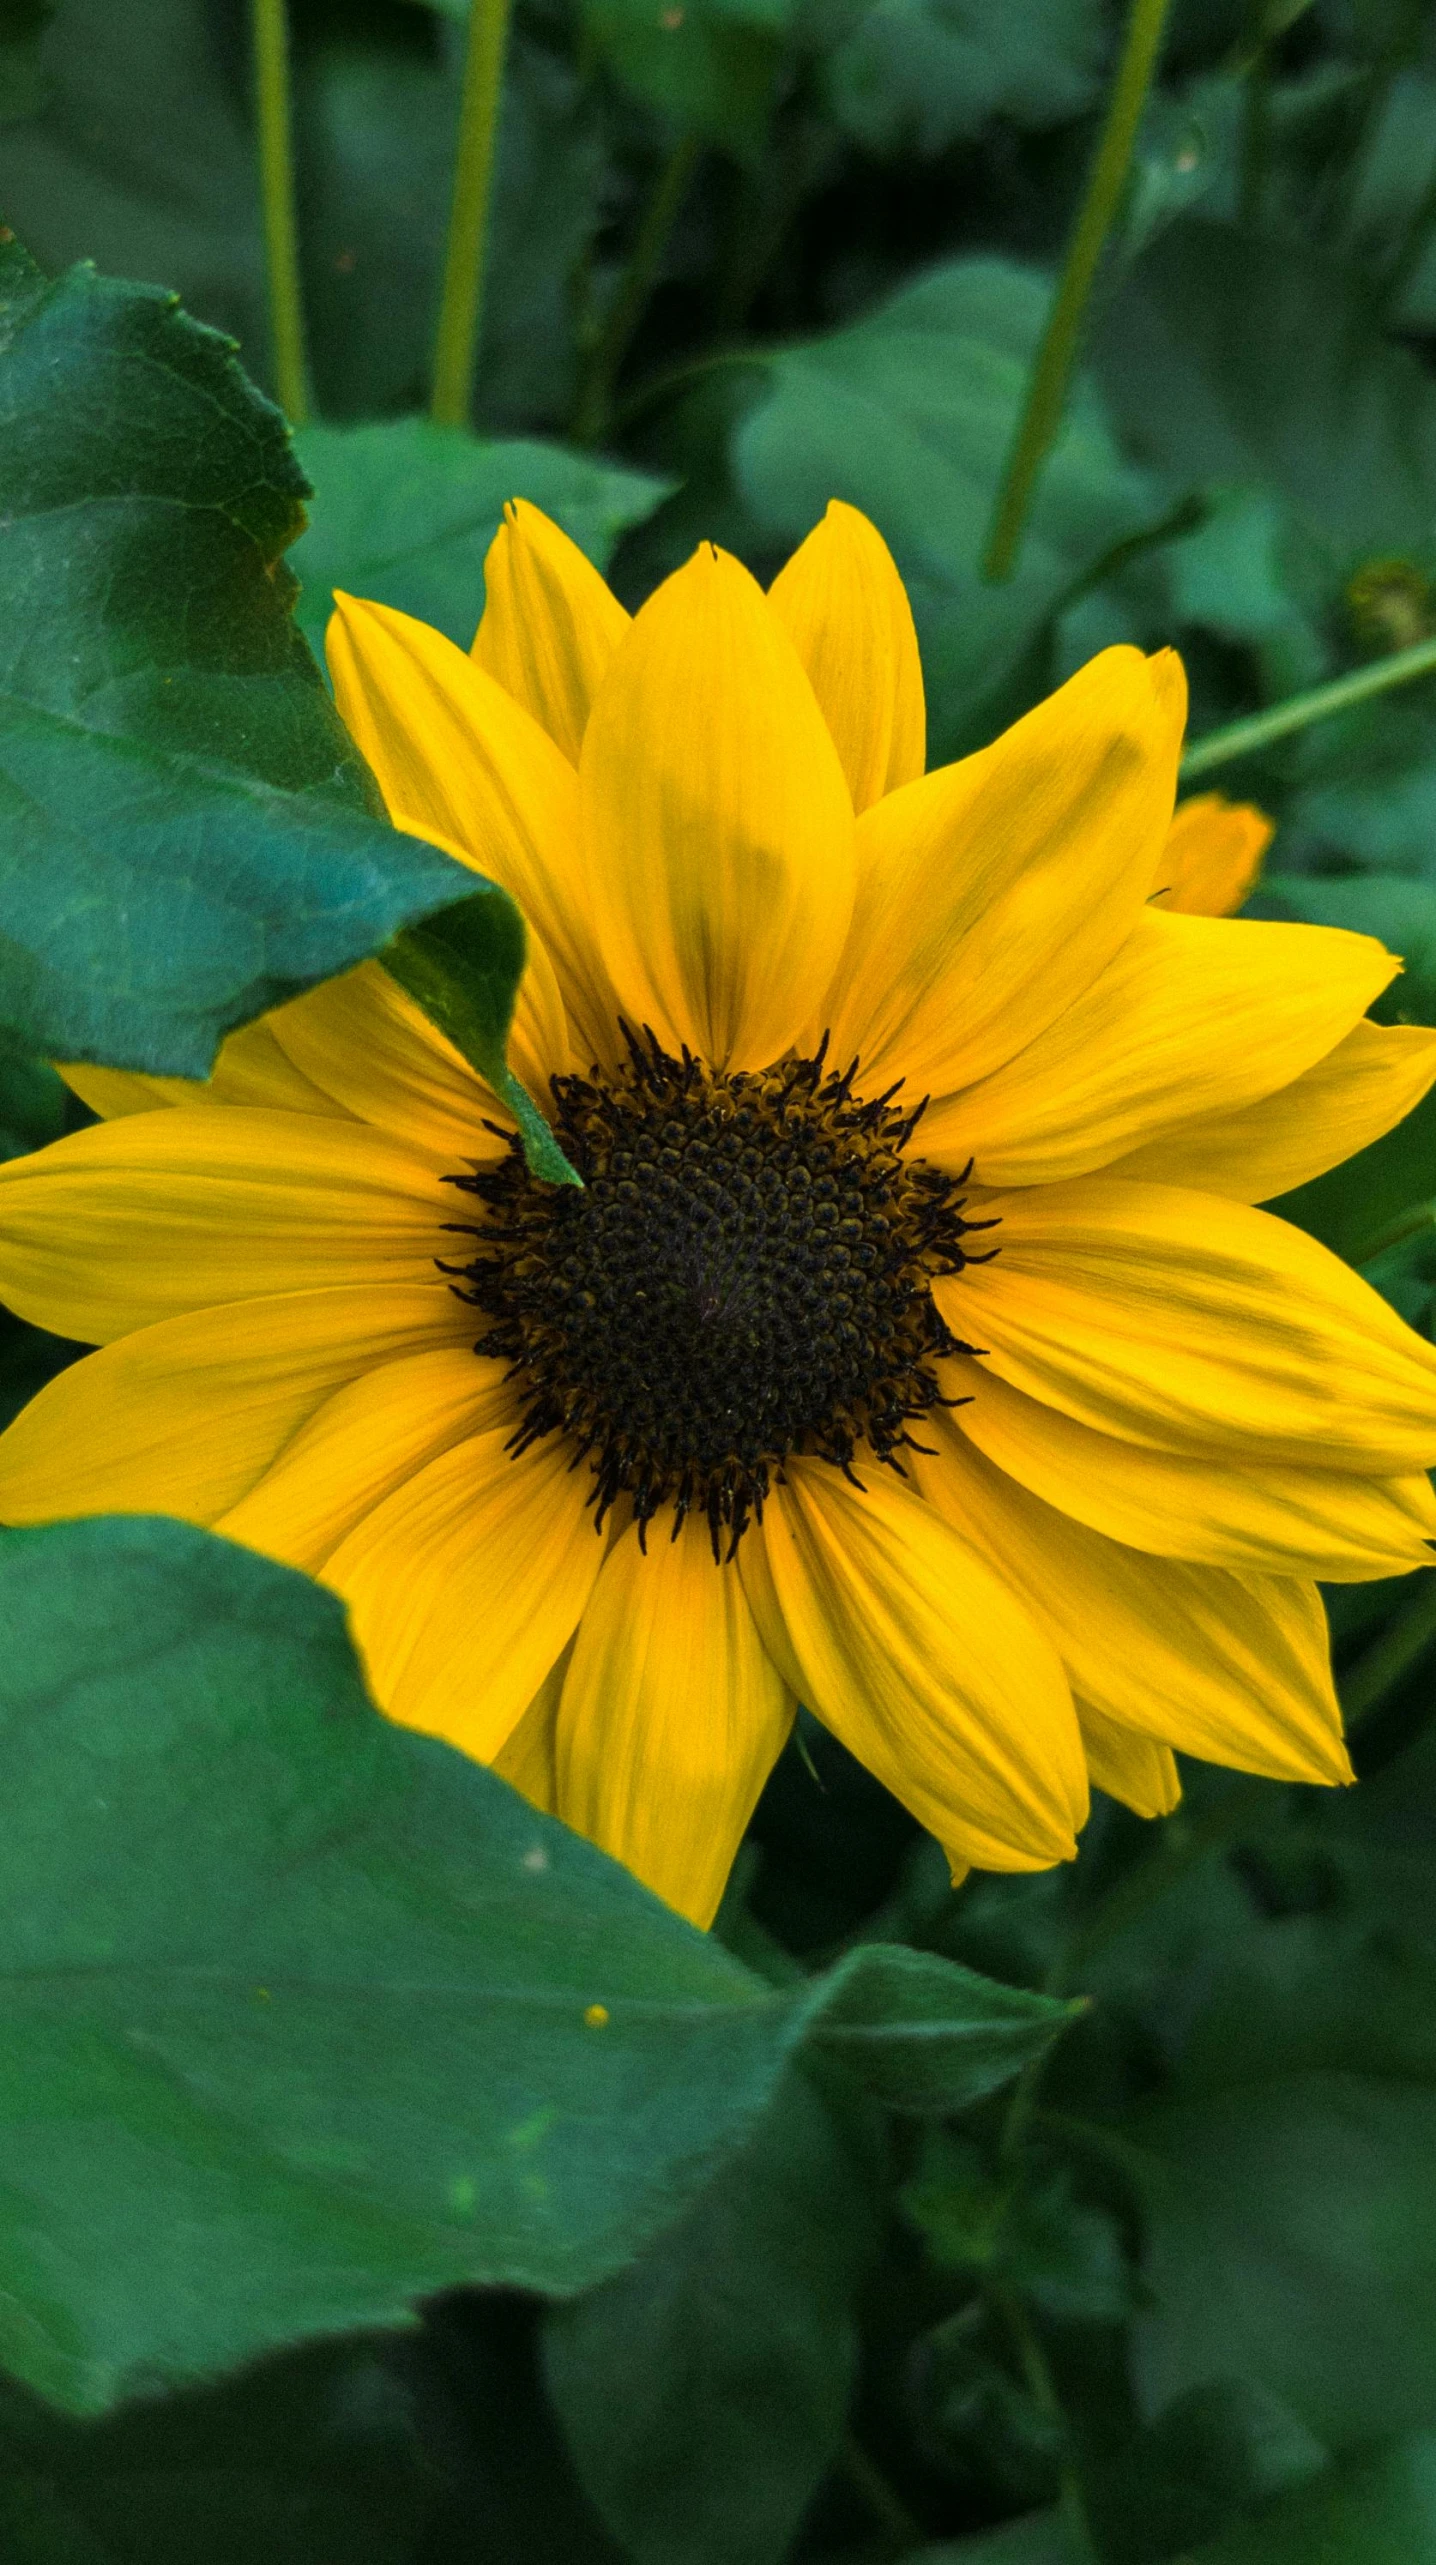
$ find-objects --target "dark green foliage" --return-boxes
[6,0,1436,2557]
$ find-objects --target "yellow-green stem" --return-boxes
[252,0,310,424]
[1180,633,1436,780]
[430,0,515,428]
[572,133,700,447]
[981,0,1172,584]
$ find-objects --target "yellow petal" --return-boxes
[218,1345,513,1573]
[766,501,925,812]
[267,962,521,1163]
[1153,792,1272,915]
[951,1354,1436,1581]
[738,1456,1086,1870]
[1106,1018,1436,1202]
[0,1107,451,1342]
[944,1176,1436,1472]
[61,1016,354,1123]
[472,499,630,763]
[326,1428,604,1762]
[490,1640,575,1817]
[1077,1705,1181,1818]
[921,908,1397,1187]
[0,1284,461,1527]
[821,646,1186,1100]
[327,594,621,1063]
[578,544,856,1071]
[911,1416,1351,1786]
[555,1516,794,1926]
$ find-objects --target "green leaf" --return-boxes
[0,1515,1072,2417]
[821,0,1107,161]
[0,233,502,1079]
[583,0,789,157]
[0,0,52,122]
[0,2338,438,2565]
[1168,2433,1436,2563]
[381,895,582,1185]
[544,2070,883,2565]
[1262,874,1436,1264]
[1123,1912,1436,2450]
[1095,218,1436,574]
[729,258,1165,759]
[289,417,668,657]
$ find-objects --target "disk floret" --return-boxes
[443,1028,988,1553]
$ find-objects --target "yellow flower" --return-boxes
[1152,791,1273,918]
[2,499,1436,1928]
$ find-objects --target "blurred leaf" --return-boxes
[1096,216,1436,572]
[290,417,668,654]
[544,2071,882,2565]
[1124,1909,1436,2449]
[583,0,789,156]
[0,0,264,352]
[730,257,1163,758]
[0,0,52,122]
[1085,2378,1328,2565]
[0,2339,438,2565]
[903,2132,1138,2323]
[911,2504,1078,2558]
[0,234,493,1079]
[300,27,606,430]
[0,1515,1073,2416]
[820,0,1107,159]
[1168,2431,1436,2562]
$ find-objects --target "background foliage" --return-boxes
[6,0,1436,2557]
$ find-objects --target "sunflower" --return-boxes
[1,499,1435,1928]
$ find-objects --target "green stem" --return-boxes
[1352,1198,1436,1266]
[430,0,515,430]
[838,2437,924,2550]
[1340,1572,1436,1725]
[572,134,701,447]
[981,0,1173,584]
[1180,632,1436,780]
[990,2288,1100,2563]
[251,0,310,424]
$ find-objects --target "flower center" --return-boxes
[442,1029,988,1554]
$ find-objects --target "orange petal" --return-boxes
[1153,792,1273,915]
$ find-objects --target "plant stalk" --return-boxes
[251,0,310,424]
[572,134,701,446]
[430,0,515,430]
[1180,633,1436,779]
[981,0,1172,584]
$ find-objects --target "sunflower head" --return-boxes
[3,494,1436,1927]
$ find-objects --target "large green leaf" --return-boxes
[1123,1911,1436,2450]
[289,417,667,655]
[0,1514,1074,2417]
[729,259,1165,759]
[1095,217,1436,575]
[1169,2434,1436,2563]
[544,2071,882,2565]
[821,0,1106,160]
[0,234,507,1079]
